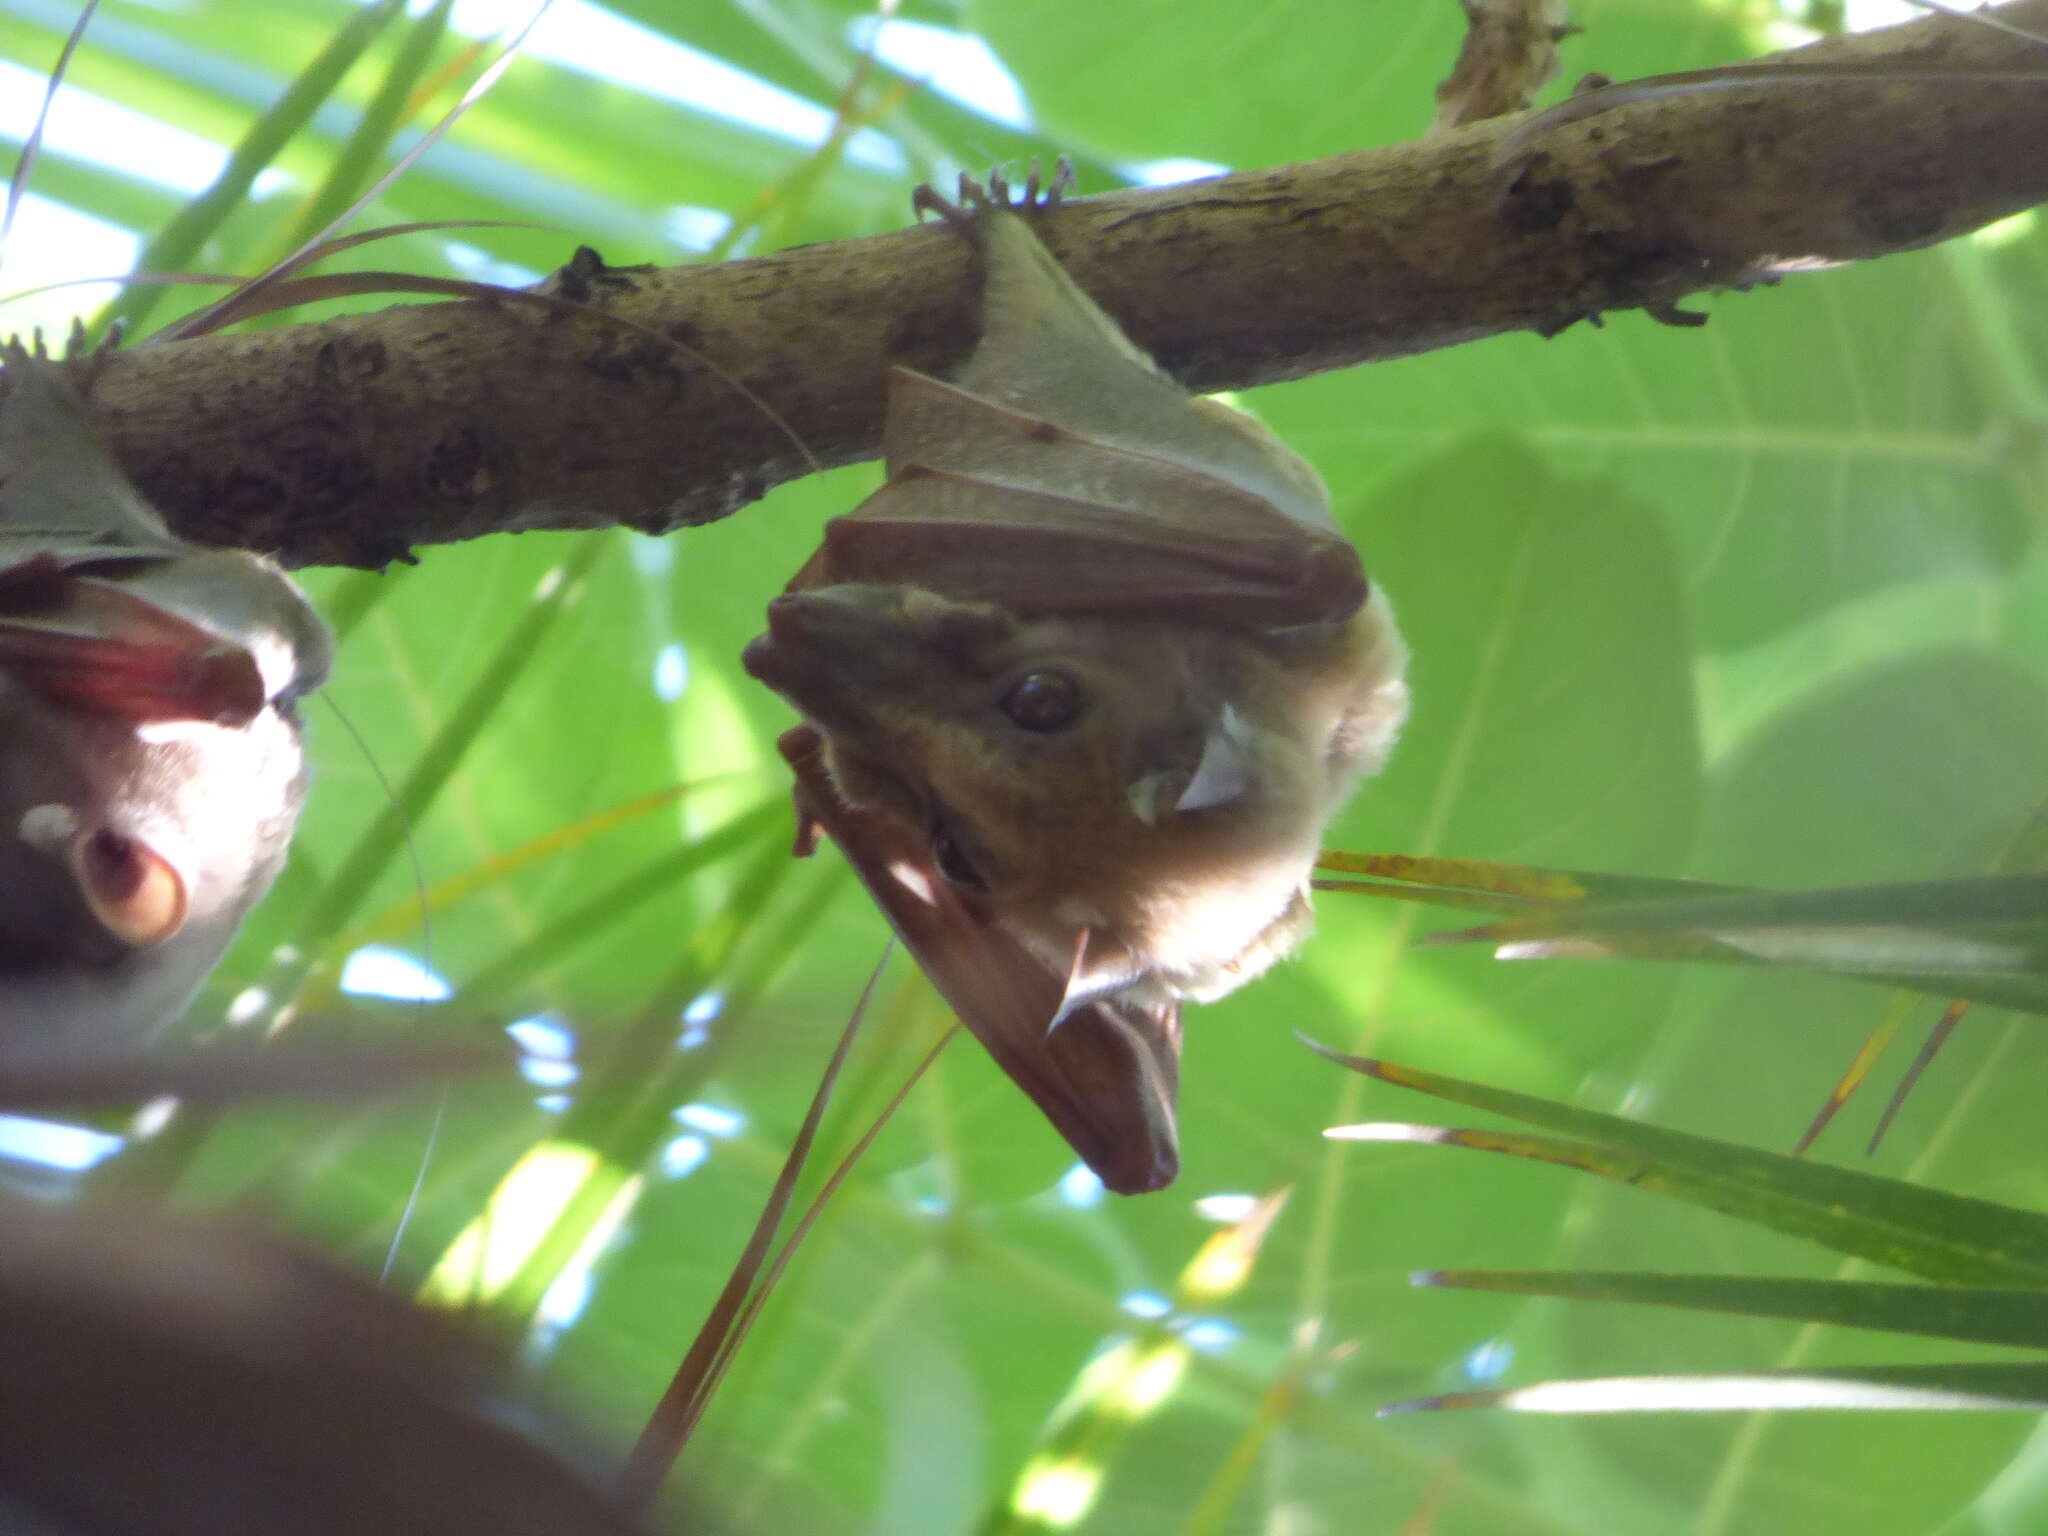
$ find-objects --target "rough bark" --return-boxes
[59,0,2048,568]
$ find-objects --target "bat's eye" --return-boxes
[1000,669,1083,732]
[929,823,987,890]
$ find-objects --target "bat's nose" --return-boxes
[768,585,902,633]
[757,589,860,645]
[762,592,808,639]
[744,587,944,739]
[741,594,828,684]
[738,627,784,685]
[746,587,904,679]
[741,595,851,700]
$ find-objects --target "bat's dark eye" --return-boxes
[1000,669,1083,732]
[929,823,987,890]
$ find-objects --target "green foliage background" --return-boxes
[4,0,2047,1531]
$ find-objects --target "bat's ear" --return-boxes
[1128,710,1255,826]
[1175,715,1254,813]
[19,806,189,950]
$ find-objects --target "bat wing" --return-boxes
[0,550,269,725]
[947,210,1338,539]
[0,348,332,725]
[780,725,1182,1196]
[0,342,180,551]
[805,374,1365,627]
[795,210,1368,629]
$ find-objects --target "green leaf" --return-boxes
[1422,1270,2048,1349]
[99,0,405,337]
[1390,1364,2048,1416]
[1311,1045,2048,1283]
[1430,872,2048,1014]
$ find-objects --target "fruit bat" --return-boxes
[0,342,332,1034]
[743,176,1410,1194]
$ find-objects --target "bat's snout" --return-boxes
[744,587,935,714]
[742,595,841,693]
[760,587,902,642]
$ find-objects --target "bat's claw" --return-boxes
[910,156,1077,232]
[983,157,1075,212]
[4,325,125,400]
[67,318,124,394]
[2,331,50,376]
[1038,157,1078,206]
[909,179,972,232]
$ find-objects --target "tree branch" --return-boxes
[71,0,2048,567]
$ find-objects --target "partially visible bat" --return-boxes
[0,341,332,1034]
[743,174,1409,1193]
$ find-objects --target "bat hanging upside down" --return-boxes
[0,342,332,1036]
[743,171,1409,1193]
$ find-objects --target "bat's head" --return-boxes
[0,348,333,1035]
[744,582,1407,1008]
[0,605,321,1036]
